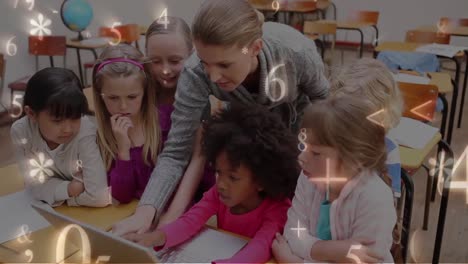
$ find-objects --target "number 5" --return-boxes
[347,244,362,264]
[265,64,286,102]
[10,94,23,118]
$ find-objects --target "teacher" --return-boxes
[112,0,329,236]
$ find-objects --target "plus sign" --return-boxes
[290,220,307,238]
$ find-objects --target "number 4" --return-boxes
[157,8,169,29]
[346,244,362,264]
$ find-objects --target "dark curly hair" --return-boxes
[202,103,300,200]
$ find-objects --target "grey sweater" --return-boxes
[140,22,329,214]
[11,116,109,207]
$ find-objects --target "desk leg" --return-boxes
[431,140,453,264]
[445,59,460,146]
[75,48,84,86]
[456,51,468,128]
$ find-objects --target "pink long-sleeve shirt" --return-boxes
[284,170,397,263]
[108,106,173,203]
[157,186,291,263]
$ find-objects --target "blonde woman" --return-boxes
[112,0,329,237]
[92,44,161,204]
[330,58,403,199]
[273,95,397,263]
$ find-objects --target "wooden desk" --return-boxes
[416,24,468,128]
[67,39,108,87]
[416,25,468,37]
[375,41,465,145]
[249,0,319,27]
[0,163,137,263]
[399,132,441,170]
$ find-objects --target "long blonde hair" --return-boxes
[92,44,161,169]
[330,58,403,132]
[192,0,264,47]
[302,94,388,180]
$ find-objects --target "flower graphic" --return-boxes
[30,13,51,39]
[29,152,54,183]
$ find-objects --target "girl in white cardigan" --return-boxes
[10,67,109,207]
[272,95,397,263]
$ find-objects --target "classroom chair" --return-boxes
[392,168,413,263]
[397,81,454,264]
[303,20,336,61]
[335,10,380,58]
[82,24,141,86]
[439,17,468,128]
[7,36,67,107]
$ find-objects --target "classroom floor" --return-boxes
[0,49,467,262]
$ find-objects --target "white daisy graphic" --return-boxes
[30,13,52,39]
[29,152,54,183]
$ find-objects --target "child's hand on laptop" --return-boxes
[124,230,166,248]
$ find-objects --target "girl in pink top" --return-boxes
[272,95,397,263]
[92,44,162,204]
[125,104,300,263]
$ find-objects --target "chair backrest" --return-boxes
[316,0,331,10]
[303,20,337,35]
[348,10,380,24]
[28,36,66,56]
[405,30,451,44]
[398,82,438,122]
[100,24,140,44]
[287,0,317,10]
[439,17,468,27]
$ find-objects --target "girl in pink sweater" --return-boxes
[272,95,397,263]
[125,104,300,263]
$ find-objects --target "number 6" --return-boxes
[265,64,286,102]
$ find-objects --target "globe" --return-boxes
[60,0,94,40]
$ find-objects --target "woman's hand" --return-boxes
[111,205,156,236]
[123,230,166,248]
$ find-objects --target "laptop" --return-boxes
[32,203,159,263]
[32,203,248,263]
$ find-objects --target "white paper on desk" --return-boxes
[387,117,438,149]
[155,227,248,262]
[416,43,468,58]
[392,73,430,84]
[0,190,51,244]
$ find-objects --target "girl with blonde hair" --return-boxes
[272,94,397,263]
[113,0,329,237]
[92,44,161,204]
[331,58,403,199]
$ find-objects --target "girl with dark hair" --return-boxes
[10,67,109,207]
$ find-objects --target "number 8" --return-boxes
[265,64,286,102]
